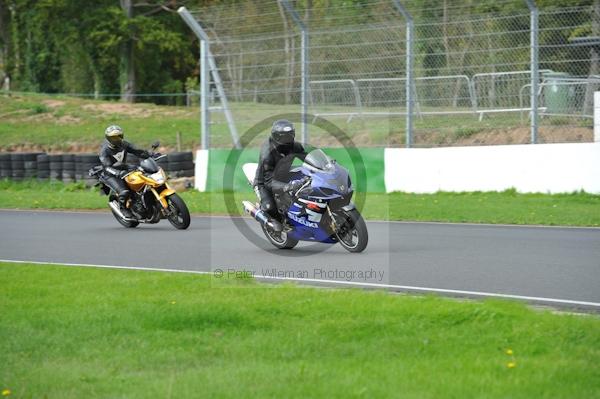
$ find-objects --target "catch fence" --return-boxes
[179,1,598,148]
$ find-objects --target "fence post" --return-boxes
[280,0,309,145]
[200,40,210,149]
[525,0,539,144]
[391,0,414,148]
[178,7,241,149]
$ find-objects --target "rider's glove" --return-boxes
[283,178,308,194]
[140,151,151,159]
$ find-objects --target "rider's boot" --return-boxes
[260,198,283,232]
[119,190,133,219]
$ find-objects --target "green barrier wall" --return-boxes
[207,148,385,192]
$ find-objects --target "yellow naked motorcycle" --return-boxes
[90,142,191,229]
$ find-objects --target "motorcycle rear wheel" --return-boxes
[335,209,368,253]
[261,224,298,249]
[166,193,191,230]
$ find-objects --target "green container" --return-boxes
[543,72,571,114]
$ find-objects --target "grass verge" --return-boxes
[1,180,599,226]
[0,93,591,150]
[1,262,599,398]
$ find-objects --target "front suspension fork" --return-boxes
[327,206,339,232]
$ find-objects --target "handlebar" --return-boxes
[88,165,103,177]
[88,149,165,178]
[293,176,312,196]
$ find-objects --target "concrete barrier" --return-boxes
[194,149,209,191]
[195,143,600,194]
[196,148,385,192]
[595,91,600,143]
[385,143,600,194]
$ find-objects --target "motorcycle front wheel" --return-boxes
[334,209,368,253]
[166,193,191,230]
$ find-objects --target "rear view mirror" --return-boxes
[151,141,160,149]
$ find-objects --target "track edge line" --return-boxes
[1,259,599,308]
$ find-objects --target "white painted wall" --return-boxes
[194,149,209,191]
[385,143,600,194]
[595,91,600,143]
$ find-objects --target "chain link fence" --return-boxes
[183,0,598,148]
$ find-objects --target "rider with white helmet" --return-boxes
[99,125,150,218]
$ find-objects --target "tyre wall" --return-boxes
[0,151,195,185]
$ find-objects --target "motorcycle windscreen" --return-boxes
[303,149,334,171]
[140,158,159,174]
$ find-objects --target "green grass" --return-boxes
[0,262,599,398]
[0,180,217,213]
[378,190,600,226]
[1,180,599,226]
[0,93,201,150]
[2,92,590,150]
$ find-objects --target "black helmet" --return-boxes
[105,125,124,148]
[270,119,295,148]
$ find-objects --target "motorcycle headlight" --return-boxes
[149,170,166,184]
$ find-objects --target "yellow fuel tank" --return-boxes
[125,171,146,192]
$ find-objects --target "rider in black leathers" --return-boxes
[99,125,149,218]
[255,120,308,230]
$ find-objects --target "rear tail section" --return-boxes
[242,163,259,184]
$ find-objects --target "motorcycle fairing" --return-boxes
[300,162,352,199]
[286,200,337,243]
[273,155,353,243]
[152,185,176,208]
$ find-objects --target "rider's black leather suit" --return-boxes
[99,140,148,206]
[255,138,307,218]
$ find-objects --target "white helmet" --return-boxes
[105,125,124,148]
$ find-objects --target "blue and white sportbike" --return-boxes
[242,149,368,253]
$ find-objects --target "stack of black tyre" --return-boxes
[62,154,76,183]
[48,154,63,181]
[0,154,11,179]
[25,153,44,179]
[164,152,194,178]
[37,154,50,180]
[9,154,25,180]
[76,154,101,186]
[0,151,194,182]
[8,153,44,181]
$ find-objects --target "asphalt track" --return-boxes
[1,209,599,309]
